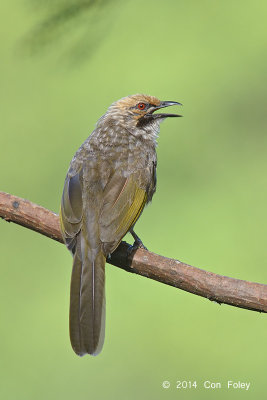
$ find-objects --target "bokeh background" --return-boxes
[1,1,267,399]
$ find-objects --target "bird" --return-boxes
[60,94,182,356]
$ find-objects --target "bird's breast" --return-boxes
[71,127,157,197]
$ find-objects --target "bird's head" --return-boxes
[98,94,182,141]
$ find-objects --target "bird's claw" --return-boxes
[133,239,148,251]
[127,239,148,257]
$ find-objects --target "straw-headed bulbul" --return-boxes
[60,94,182,356]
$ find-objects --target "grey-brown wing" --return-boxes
[60,169,83,253]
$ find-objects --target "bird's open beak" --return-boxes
[150,101,182,119]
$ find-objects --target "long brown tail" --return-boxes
[69,233,106,356]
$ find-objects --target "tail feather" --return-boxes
[69,233,106,356]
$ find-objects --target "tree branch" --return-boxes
[0,191,266,313]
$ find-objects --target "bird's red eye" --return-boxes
[137,103,146,110]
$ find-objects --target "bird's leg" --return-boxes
[129,228,148,251]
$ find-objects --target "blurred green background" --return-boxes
[1,1,267,399]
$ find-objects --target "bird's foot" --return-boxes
[127,238,148,258]
[132,238,148,251]
[129,229,148,251]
